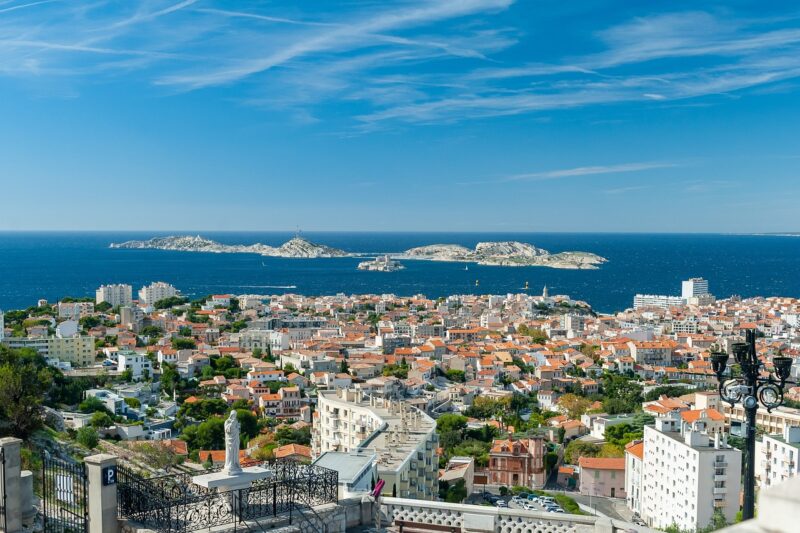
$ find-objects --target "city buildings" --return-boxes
[578,456,626,498]
[624,440,644,516]
[633,294,685,310]
[57,301,94,320]
[756,426,800,489]
[630,412,742,531]
[682,278,710,299]
[2,334,95,366]
[313,388,438,500]
[96,284,133,307]
[138,281,178,305]
[487,437,546,489]
[117,350,152,381]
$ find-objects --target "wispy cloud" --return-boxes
[499,161,678,182]
[604,185,649,195]
[2,3,800,128]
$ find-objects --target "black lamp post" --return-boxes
[710,329,796,520]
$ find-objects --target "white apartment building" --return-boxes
[138,282,178,305]
[624,441,644,517]
[631,412,742,531]
[313,389,438,501]
[682,278,710,299]
[3,335,95,366]
[117,350,152,381]
[237,329,291,352]
[96,284,133,307]
[756,426,800,489]
[633,294,684,310]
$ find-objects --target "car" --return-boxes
[495,501,508,508]
[518,492,529,499]
[554,509,565,514]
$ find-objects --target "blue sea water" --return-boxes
[0,232,799,314]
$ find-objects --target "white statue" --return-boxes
[223,411,242,475]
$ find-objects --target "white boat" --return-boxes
[464,265,469,271]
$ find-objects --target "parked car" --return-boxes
[495,501,508,508]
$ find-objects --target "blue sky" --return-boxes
[1,0,800,232]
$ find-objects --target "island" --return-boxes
[109,235,348,258]
[397,241,606,269]
[109,236,606,269]
[357,255,405,272]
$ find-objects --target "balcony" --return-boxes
[713,487,727,495]
[714,475,727,482]
[715,461,728,467]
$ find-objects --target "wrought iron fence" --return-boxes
[0,447,7,533]
[40,454,88,533]
[117,459,338,533]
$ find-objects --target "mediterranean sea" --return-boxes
[1,232,799,314]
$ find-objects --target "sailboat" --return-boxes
[464,265,469,271]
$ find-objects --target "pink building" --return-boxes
[578,457,626,499]
[488,437,546,489]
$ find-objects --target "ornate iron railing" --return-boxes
[117,459,338,533]
[0,447,6,533]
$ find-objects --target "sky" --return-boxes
[1,0,800,232]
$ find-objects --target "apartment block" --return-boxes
[628,411,742,531]
[313,389,438,500]
[757,426,800,489]
[96,284,133,307]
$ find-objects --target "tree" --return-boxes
[95,301,112,313]
[172,337,196,350]
[79,396,112,415]
[140,325,164,338]
[340,359,349,373]
[499,486,509,496]
[154,296,188,309]
[0,346,57,438]
[558,394,591,419]
[78,315,101,330]
[236,409,259,440]
[161,363,182,396]
[605,423,643,448]
[445,369,465,383]
[181,417,225,452]
[598,443,624,458]
[77,427,99,449]
[557,427,566,444]
[443,479,467,503]
[90,411,113,428]
[124,397,141,409]
[564,440,601,464]
[436,414,469,433]
[544,451,559,473]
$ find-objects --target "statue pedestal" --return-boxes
[192,466,272,491]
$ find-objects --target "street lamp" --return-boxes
[710,329,796,520]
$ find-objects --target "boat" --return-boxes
[464,265,469,271]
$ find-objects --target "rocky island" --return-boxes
[110,236,605,269]
[109,235,348,258]
[397,241,606,269]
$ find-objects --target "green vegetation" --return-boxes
[78,315,102,330]
[154,296,189,309]
[438,479,467,503]
[600,373,643,414]
[644,385,693,402]
[445,369,465,382]
[515,325,548,344]
[172,337,197,350]
[0,345,59,438]
[76,427,99,449]
[140,325,164,338]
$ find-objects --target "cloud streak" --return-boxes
[1,3,800,128]
[500,162,678,182]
